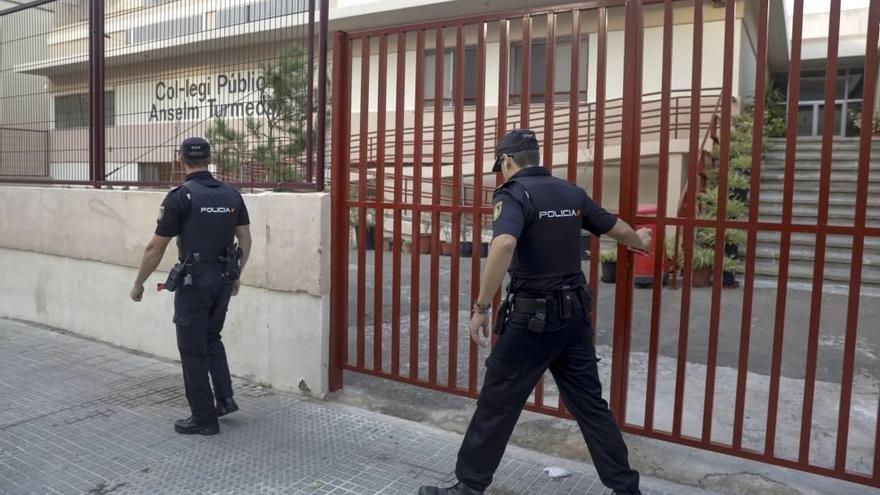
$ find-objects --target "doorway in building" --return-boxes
[793,67,864,137]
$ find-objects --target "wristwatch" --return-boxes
[473,302,491,314]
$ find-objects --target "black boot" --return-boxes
[174,416,219,435]
[417,482,483,494]
[216,397,239,418]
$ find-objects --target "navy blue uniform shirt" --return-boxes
[492,167,617,294]
[156,171,250,238]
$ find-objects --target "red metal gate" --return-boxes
[329,0,880,488]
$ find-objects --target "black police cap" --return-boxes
[180,137,211,163]
[492,129,539,172]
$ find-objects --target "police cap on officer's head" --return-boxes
[492,129,539,172]
[180,137,211,165]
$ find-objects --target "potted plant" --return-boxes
[728,173,750,203]
[460,216,474,257]
[722,255,740,288]
[730,155,753,175]
[696,228,745,260]
[418,216,432,254]
[725,229,746,259]
[850,110,880,135]
[440,220,453,256]
[402,239,412,254]
[350,209,376,251]
[580,233,591,261]
[599,249,617,283]
[692,247,714,287]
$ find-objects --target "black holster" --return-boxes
[164,254,194,292]
[219,243,243,281]
[492,294,513,336]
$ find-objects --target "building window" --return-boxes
[54,91,115,130]
[129,16,201,44]
[423,47,478,106]
[138,162,173,182]
[510,38,589,104]
[791,67,864,137]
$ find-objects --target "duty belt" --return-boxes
[511,286,588,334]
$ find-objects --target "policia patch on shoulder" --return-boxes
[493,202,503,221]
[158,205,165,221]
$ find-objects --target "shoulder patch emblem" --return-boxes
[158,205,164,221]
[493,202,503,221]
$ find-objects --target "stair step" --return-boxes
[753,262,880,286]
[753,246,880,267]
[765,137,880,150]
[759,159,880,172]
[759,182,880,194]
[757,208,880,224]
[755,232,880,252]
[762,151,878,161]
[758,192,880,208]
[760,170,880,182]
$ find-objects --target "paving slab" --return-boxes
[0,318,719,495]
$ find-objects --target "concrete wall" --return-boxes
[0,186,332,397]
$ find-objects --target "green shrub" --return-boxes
[731,155,753,173]
[726,229,746,246]
[599,249,617,263]
[722,255,739,273]
[692,247,714,270]
[727,173,750,191]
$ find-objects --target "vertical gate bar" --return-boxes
[88,0,105,187]
[590,7,608,330]
[316,0,330,190]
[836,0,879,473]
[626,0,645,421]
[469,22,488,395]
[645,0,673,431]
[520,15,532,128]
[410,30,427,380]
[560,6,583,409]
[356,37,371,370]
[566,9,581,183]
[611,0,642,419]
[306,0,315,181]
[374,34,389,372]
[498,19,509,141]
[391,31,406,377]
[329,31,352,392]
[799,0,841,464]
[543,12,556,171]
[492,19,510,338]
[672,0,703,439]
[448,24,465,389]
[702,0,735,443]
[733,0,770,451]
[429,27,445,385]
[766,0,804,458]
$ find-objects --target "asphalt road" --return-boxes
[345,249,880,386]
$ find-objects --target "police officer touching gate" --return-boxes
[130,137,252,436]
[419,130,649,495]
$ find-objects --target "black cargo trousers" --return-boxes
[173,267,235,423]
[455,293,641,495]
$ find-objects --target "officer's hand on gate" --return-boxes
[636,228,652,251]
[469,312,491,348]
[130,283,144,302]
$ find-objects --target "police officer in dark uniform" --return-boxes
[130,137,252,436]
[419,130,650,495]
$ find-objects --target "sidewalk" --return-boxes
[0,318,719,495]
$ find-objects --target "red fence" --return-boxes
[329,0,880,488]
